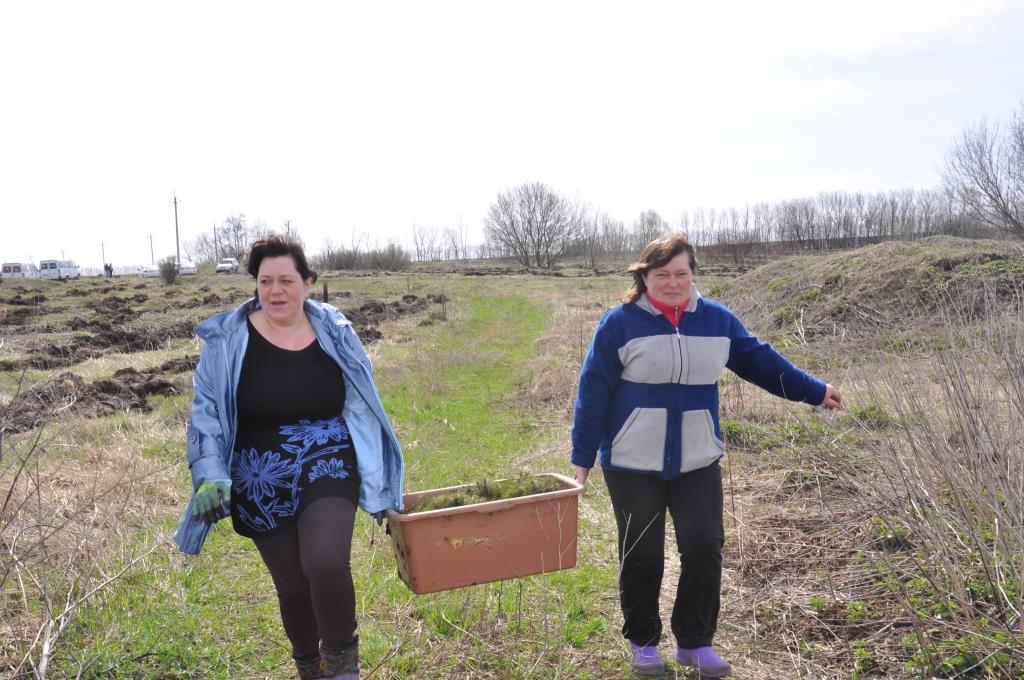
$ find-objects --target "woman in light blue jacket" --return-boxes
[174,235,403,680]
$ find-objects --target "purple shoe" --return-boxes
[629,643,665,676]
[676,646,732,678]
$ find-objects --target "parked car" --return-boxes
[215,257,240,273]
[39,259,80,280]
[178,260,197,276]
[139,263,160,278]
[1,262,40,280]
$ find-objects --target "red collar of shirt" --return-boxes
[645,293,690,328]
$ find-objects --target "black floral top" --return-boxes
[229,318,360,537]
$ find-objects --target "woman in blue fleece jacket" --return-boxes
[571,233,841,677]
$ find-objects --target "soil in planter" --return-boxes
[407,473,565,513]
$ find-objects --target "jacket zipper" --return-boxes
[665,309,683,477]
[673,307,685,477]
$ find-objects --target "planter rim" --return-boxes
[385,472,582,522]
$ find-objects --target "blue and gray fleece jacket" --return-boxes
[571,289,826,478]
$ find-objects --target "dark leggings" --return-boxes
[603,462,725,649]
[252,496,357,662]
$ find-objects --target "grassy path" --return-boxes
[379,292,548,490]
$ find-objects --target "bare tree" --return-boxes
[411,224,441,261]
[221,214,249,259]
[483,182,587,268]
[630,209,670,250]
[943,104,1024,239]
[577,213,605,269]
[183,232,217,264]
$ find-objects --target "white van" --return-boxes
[1,262,41,280]
[39,259,81,280]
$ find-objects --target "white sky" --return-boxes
[2,0,1023,269]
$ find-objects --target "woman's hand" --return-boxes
[820,383,842,409]
[191,479,232,524]
[573,466,590,486]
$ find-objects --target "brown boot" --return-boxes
[321,638,358,680]
[295,656,324,680]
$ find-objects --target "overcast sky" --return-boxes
[2,1,1023,269]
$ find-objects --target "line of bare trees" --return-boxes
[183,214,278,264]
[477,101,1022,268]
[184,218,414,272]
[410,222,476,262]
[478,182,996,269]
[178,101,1022,271]
[311,232,411,271]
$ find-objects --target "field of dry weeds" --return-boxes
[2,239,1022,679]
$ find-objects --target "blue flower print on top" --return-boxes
[234,448,293,500]
[279,418,349,449]
[231,414,356,535]
[308,458,349,483]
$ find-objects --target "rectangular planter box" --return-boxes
[385,472,583,594]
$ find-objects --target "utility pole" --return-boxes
[149,232,155,264]
[171,192,182,265]
[213,222,220,259]
[101,241,106,267]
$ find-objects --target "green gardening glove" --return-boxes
[191,479,231,524]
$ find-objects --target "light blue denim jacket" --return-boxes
[173,298,404,554]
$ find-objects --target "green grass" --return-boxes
[379,292,549,492]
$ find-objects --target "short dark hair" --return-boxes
[622,232,697,303]
[246,235,318,283]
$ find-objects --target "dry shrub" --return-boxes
[0,375,168,679]
[854,286,1024,677]
[158,257,178,285]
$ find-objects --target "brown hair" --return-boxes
[622,232,697,303]
[246,234,318,283]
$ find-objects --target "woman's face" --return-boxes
[642,253,693,306]
[256,255,312,325]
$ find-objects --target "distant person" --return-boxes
[570,232,841,678]
[174,234,404,680]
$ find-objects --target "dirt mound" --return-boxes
[84,296,139,324]
[3,293,46,305]
[341,294,442,342]
[3,366,183,433]
[718,236,1024,338]
[0,306,37,326]
[0,320,197,372]
[158,355,199,373]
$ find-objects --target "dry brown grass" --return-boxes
[1,394,183,677]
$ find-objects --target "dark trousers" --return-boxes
[603,462,724,648]
[252,497,358,663]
